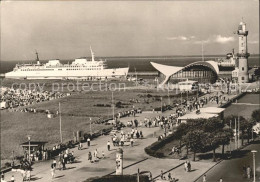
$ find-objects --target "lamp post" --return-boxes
[252,128,254,141]
[90,117,92,136]
[229,120,232,153]
[251,150,257,182]
[59,102,63,143]
[12,150,14,167]
[164,122,167,137]
[112,91,115,120]
[180,92,182,107]
[167,82,170,106]
[28,136,31,164]
[160,96,163,114]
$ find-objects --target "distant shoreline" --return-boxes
[1,54,260,62]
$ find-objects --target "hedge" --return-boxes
[144,131,179,158]
[84,175,149,182]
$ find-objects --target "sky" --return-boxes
[0,0,259,61]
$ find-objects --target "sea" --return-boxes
[1,55,259,74]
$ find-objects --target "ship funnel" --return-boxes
[35,50,40,65]
[90,46,95,62]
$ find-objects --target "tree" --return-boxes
[200,118,224,162]
[238,116,256,145]
[203,132,221,162]
[246,119,255,143]
[216,128,233,157]
[183,129,206,161]
[223,115,237,127]
[175,123,188,150]
[251,109,260,122]
[239,116,248,146]
[203,117,224,133]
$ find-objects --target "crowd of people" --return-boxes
[50,148,76,179]
[0,87,69,110]
[1,86,240,182]
[160,170,177,182]
[174,91,228,116]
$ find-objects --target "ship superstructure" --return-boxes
[217,49,237,68]
[5,48,129,80]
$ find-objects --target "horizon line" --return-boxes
[2,53,260,62]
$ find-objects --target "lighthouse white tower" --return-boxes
[237,20,250,83]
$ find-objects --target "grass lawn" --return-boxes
[1,78,184,166]
[224,94,259,119]
[0,111,110,165]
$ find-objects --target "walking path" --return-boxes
[3,91,238,182]
[232,103,260,106]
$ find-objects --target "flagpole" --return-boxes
[202,41,204,62]
[230,120,232,153]
[235,118,237,150]
[238,116,240,148]
[59,102,63,143]
[90,117,92,135]
[112,91,115,121]
[167,82,170,105]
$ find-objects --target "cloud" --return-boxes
[193,39,210,44]
[214,35,235,44]
[248,40,259,44]
[166,35,195,41]
[167,35,235,45]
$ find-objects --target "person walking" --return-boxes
[168,173,172,181]
[184,161,188,172]
[140,130,143,138]
[53,159,57,168]
[88,152,92,163]
[187,161,191,172]
[58,153,62,170]
[78,142,82,150]
[1,173,4,181]
[247,166,251,179]
[107,141,111,151]
[242,165,246,178]
[64,152,68,164]
[51,163,56,179]
[160,170,164,180]
[130,138,134,147]
[87,138,91,147]
[94,149,99,161]
[102,151,105,159]
[10,175,15,182]
[202,174,206,182]
[62,157,66,170]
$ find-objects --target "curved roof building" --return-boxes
[151,60,219,85]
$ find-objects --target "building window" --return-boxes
[242,77,244,80]
[241,43,244,47]
[242,67,244,71]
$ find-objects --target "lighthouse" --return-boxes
[237,20,250,83]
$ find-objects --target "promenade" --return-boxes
[3,92,238,182]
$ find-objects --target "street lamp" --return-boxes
[164,122,167,137]
[28,136,31,164]
[161,97,163,114]
[251,150,257,182]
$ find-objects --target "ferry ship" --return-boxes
[5,48,129,80]
[216,49,237,70]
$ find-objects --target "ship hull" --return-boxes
[5,67,129,80]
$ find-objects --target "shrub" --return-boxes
[144,131,179,158]
[4,162,11,168]
[84,175,149,182]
